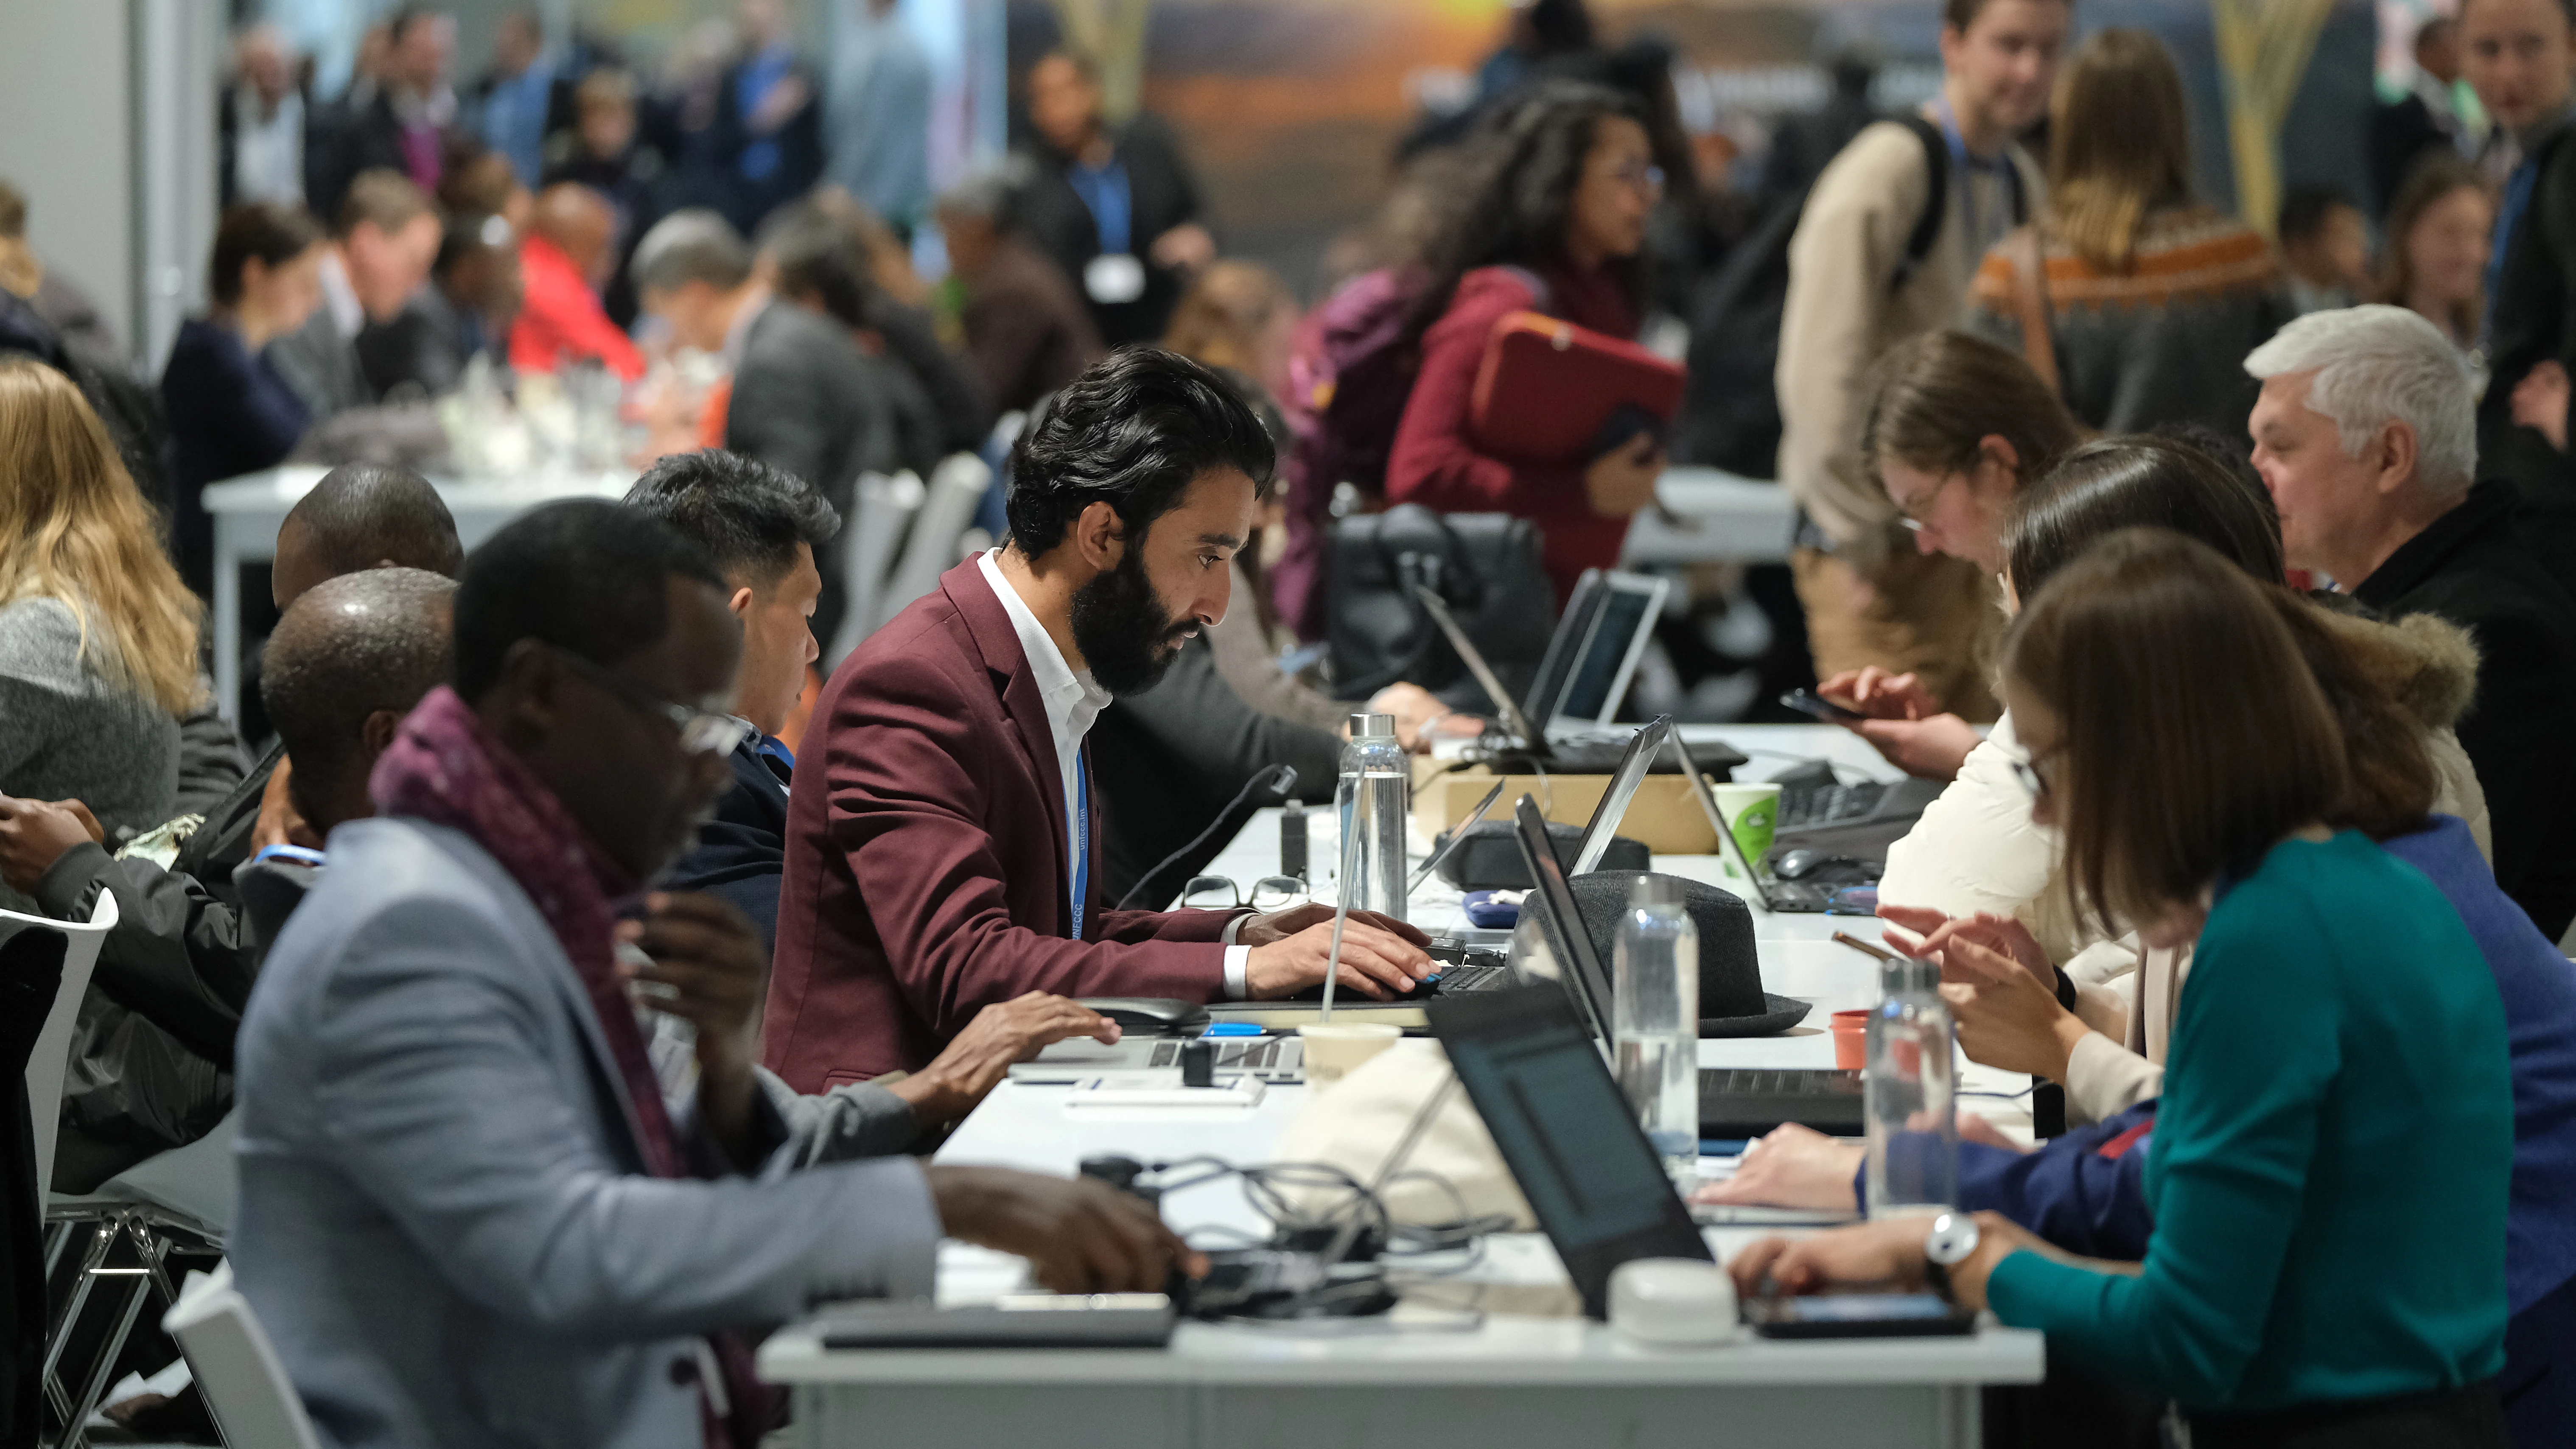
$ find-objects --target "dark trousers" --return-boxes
[2189,1382,2507,1449]
[2504,1273,2576,1449]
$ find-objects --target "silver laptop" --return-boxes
[1668,733,1831,914]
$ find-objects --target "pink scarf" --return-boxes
[370,685,776,1448]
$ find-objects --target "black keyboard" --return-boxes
[1777,779,1887,829]
[1699,1066,1865,1136]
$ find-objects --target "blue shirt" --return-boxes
[479,57,555,188]
[1985,830,2511,1411]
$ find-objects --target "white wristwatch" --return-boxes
[1923,1211,1980,1305]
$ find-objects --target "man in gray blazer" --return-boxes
[633,208,898,652]
[232,500,1194,1449]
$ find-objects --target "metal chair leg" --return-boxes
[39,1220,117,1395]
[52,1265,150,1449]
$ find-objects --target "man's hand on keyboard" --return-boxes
[1240,905,1434,999]
[1694,1123,1862,1210]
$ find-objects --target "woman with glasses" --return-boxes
[1733,529,2517,1445]
[1891,437,2485,1114]
[1814,328,2081,780]
[1385,81,1667,607]
[1964,29,2293,439]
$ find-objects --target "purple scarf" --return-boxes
[370,686,776,1448]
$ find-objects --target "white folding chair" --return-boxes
[16,893,120,1217]
[826,469,923,669]
[878,453,995,629]
[163,1261,321,1449]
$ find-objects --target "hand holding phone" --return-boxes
[1779,689,1867,724]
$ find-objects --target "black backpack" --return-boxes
[1673,117,2017,478]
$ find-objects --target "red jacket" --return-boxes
[1385,260,1641,606]
[763,558,1236,1087]
[507,235,645,382]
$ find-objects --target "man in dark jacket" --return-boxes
[2464,0,2576,588]
[936,165,1105,415]
[1092,635,1341,910]
[2249,306,2576,942]
[622,448,834,949]
[633,208,899,649]
[1014,50,1214,347]
[0,468,462,1190]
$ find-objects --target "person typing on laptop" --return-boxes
[765,350,1434,1088]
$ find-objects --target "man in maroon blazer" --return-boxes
[766,350,1432,1086]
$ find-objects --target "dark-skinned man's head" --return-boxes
[1005,348,1277,696]
[450,501,743,882]
[272,462,466,610]
[261,568,457,836]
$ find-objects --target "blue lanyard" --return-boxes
[1070,751,1090,939]
[1067,157,1134,256]
[2489,159,2540,349]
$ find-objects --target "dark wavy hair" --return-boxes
[2006,434,2285,601]
[1003,348,1277,557]
[1400,81,1651,350]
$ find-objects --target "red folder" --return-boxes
[1467,310,1686,465]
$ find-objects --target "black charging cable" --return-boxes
[1115,764,1299,910]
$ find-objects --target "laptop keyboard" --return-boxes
[1142,1039,1303,1078]
[1702,1068,1862,1096]
[1434,962,1507,992]
[1777,780,1886,829]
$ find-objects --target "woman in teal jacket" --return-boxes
[1732,528,2514,1446]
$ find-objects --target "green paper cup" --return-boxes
[1711,782,1782,870]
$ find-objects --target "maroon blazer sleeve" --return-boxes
[830,649,1228,1042]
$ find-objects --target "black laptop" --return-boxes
[1424,985,1712,1320]
[1509,796,1865,1138]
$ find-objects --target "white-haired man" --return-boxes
[2248,304,2576,943]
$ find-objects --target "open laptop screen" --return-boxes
[1426,986,1712,1319]
[1512,794,1617,1044]
[1548,572,1668,729]
[1567,715,1671,876]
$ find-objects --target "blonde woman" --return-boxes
[0,359,202,850]
[1967,28,2293,437]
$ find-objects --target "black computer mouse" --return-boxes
[1772,849,1829,880]
[1075,998,1211,1032]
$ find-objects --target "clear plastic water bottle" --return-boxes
[1614,876,1700,1181]
[1336,713,1409,917]
[1864,957,1959,1218]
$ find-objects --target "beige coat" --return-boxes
[1878,605,2493,1123]
[1774,121,2041,559]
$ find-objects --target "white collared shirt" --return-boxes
[318,250,363,341]
[977,549,1250,995]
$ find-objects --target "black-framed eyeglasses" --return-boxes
[1893,472,1960,532]
[1180,874,1310,913]
[550,646,742,757]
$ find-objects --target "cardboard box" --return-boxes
[1410,763,1721,854]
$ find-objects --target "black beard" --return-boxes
[1070,545,1194,696]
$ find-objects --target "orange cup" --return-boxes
[1829,1009,1870,1070]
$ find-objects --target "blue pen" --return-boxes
[1201,1022,1264,1038]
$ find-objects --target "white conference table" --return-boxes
[201,464,634,720]
[761,725,2045,1447]
[1624,466,1798,567]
